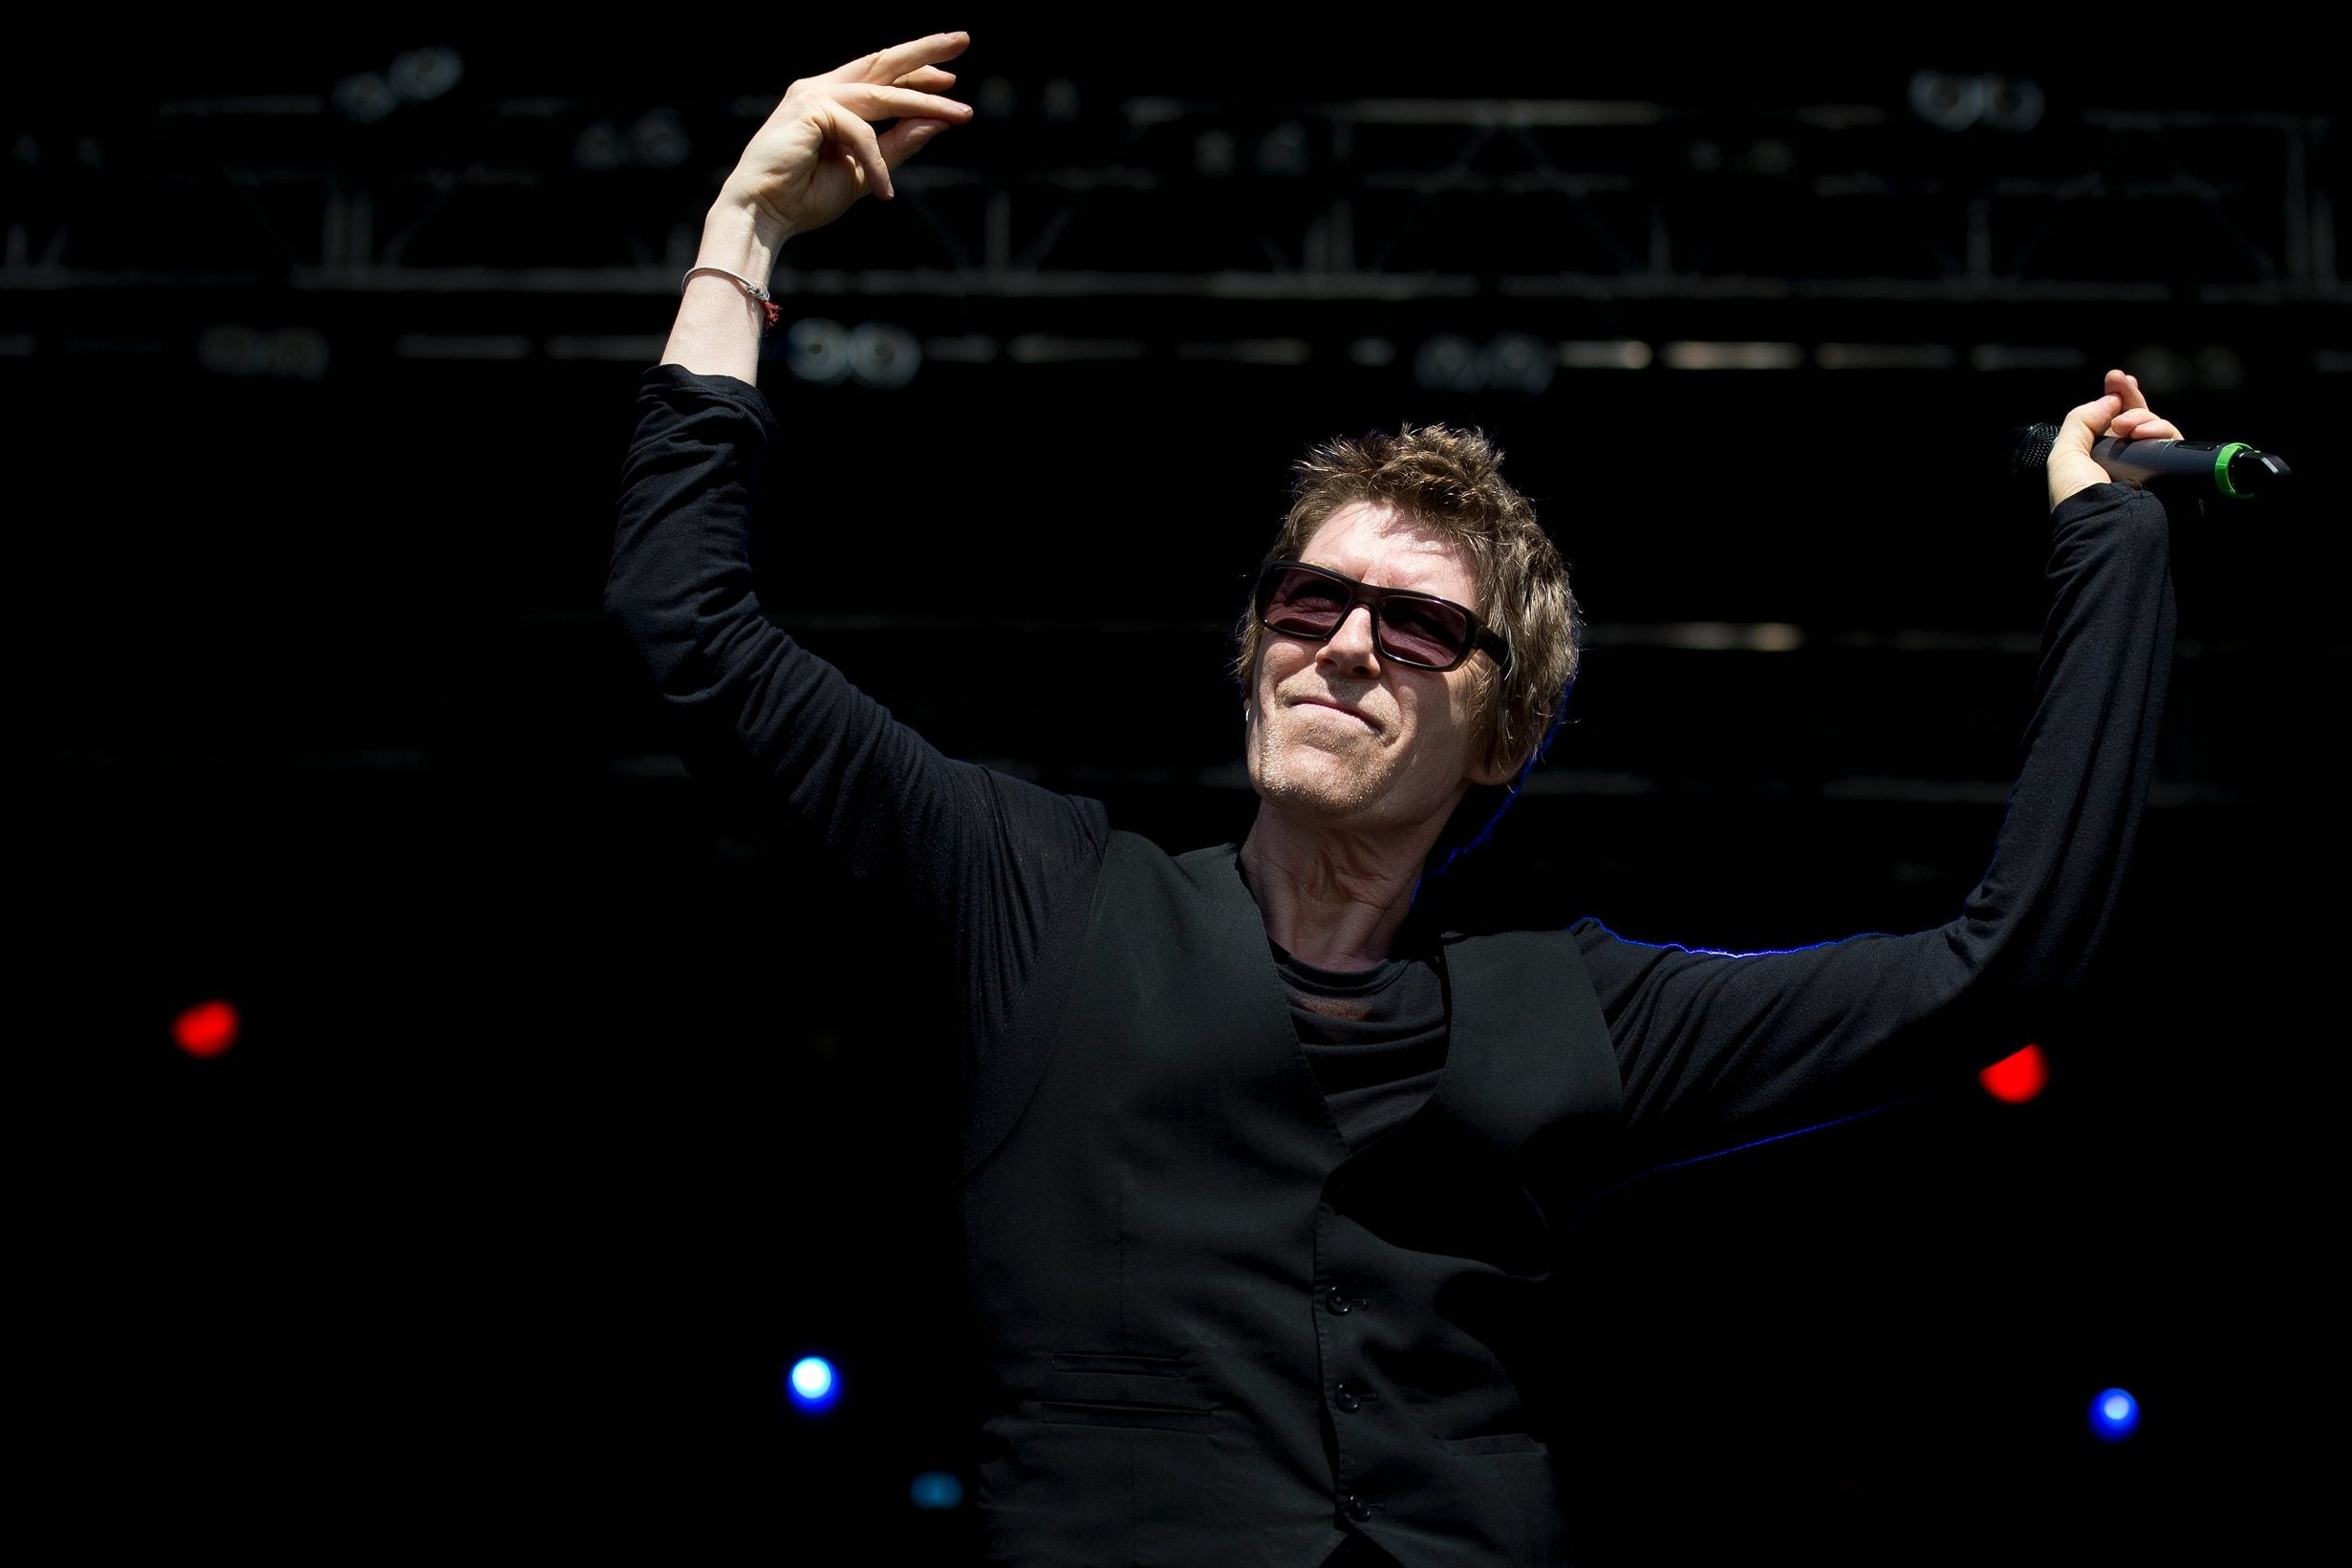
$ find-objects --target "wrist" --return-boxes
[696,198,786,283]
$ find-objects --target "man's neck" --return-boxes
[1238,806,1447,971]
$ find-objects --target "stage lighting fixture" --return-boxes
[173,999,240,1059]
[1485,333,1556,395]
[269,327,330,381]
[785,319,852,385]
[1661,341,1802,371]
[1976,1043,2048,1104]
[1256,121,1311,178]
[1908,71,2044,134]
[1908,71,1985,133]
[388,46,464,103]
[1560,340,1651,371]
[2089,1386,2141,1442]
[847,322,921,389]
[629,109,692,171]
[787,1356,840,1413]
[572,121,627,173]
[1978,75,2045,133]
[1413,333,1482,393]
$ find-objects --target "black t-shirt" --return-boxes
[1274,944,1449,1149]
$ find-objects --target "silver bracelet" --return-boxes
[681,266,780,330]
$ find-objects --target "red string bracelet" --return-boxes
[681,266,781,330]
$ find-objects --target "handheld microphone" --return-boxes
[2008,423,2293,499]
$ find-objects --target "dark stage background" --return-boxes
[18,24,2343,1564]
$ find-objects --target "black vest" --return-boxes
[958,835,1622,1567]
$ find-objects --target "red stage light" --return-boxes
[1977,1042,2047,1104]
[173,999,240,1059]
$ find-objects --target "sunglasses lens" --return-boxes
[1262,567,1349,635]
[1376,598,1471,668]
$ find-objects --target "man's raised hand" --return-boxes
[2045,368,2185,510]
[719,32,974,247]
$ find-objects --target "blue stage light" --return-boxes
[910,1471,965,1510]
[788,1355,840,1413]
[2089,1386,2140,1441]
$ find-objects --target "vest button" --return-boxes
[1341,1493,1374,1522]
[1325,1288,1354,1315]
[1333,1382,1363,1412]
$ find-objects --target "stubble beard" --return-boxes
[1249,708,1395,825]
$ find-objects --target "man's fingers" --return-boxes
[828,112,894,199]
[2104,368,2147,411]
[895,65,960,92]
[2060,393,2123,445]
[839,83,974,126]
[842,31,972,84]
[2111,409,2184,443]
[878,117,952,170]
[2102,372,2188,439]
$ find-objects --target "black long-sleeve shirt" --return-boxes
[607,363,2174,1178]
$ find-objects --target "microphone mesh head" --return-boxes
[2007,423,2059,474]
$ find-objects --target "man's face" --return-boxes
[1246,501,1511,835]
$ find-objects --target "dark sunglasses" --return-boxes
[1254,561,1511,674]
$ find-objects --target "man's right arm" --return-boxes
[604,34,1108,1069]
[606,364,1104,906]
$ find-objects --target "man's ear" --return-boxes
[1466,725,1522,789]
[1468,748,1521,789]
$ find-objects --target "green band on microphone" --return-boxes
[2213,442,2253,500]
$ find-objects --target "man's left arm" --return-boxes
[1587,372,2179,1150]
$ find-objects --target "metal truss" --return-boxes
[3,72,2340,375]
